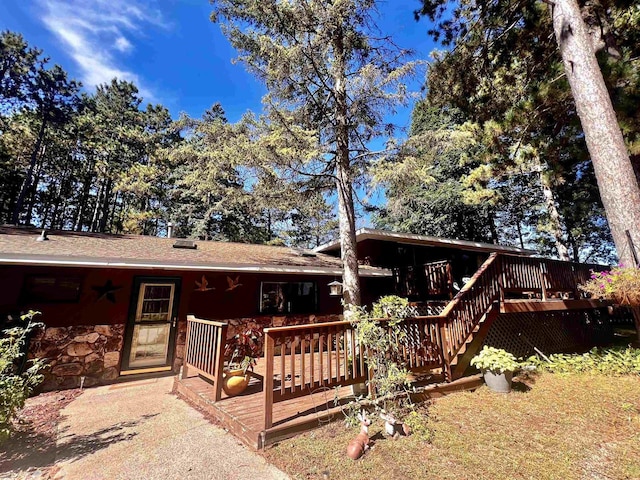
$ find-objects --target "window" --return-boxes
[21,275,82,303]
[260,282,317,314]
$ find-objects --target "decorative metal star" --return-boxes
[92,280,122,303]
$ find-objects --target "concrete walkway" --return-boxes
[53,377,288,480]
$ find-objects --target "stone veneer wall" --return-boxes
[29,324,124,391]
[29,314,342,391]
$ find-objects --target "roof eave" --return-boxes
[314,228,536,256]
[0,253,392,278]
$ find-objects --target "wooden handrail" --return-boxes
[263,319,350,334]
[439,253,499,318]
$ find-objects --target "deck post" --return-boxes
[496,255,505,305]
[438,316,452,382]
[213,323,228,402]
[539,262,548,301]
[182,316,193,380]
[263,331,275,430]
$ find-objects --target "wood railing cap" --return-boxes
[264,319,352,334]
[186,315,228,327]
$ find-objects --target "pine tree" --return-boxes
[209,0,418,305]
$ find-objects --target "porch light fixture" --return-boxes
[328,280,343,297]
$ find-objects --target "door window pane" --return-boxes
[129,324,170,367]
[138,284,173,321]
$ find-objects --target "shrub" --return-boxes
[0,310,46,442]
[347,296,411,399]
[470,346,520,374]
[580,266,640,306]
[403,409,433,442]
[528,347,640,376]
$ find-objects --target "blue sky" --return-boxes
[0,0,437,132]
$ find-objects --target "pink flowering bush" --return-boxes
[580,266,640,306]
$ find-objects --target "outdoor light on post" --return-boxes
[328,280,343,297]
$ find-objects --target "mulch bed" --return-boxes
[0,389,83,479]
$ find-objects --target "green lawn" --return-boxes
[263,373,640,480]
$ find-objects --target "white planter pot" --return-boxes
[482,369,513,393]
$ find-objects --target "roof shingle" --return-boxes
[0,226,389,276]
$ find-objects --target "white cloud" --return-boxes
[38,0,166,102]
[114,36,133,53]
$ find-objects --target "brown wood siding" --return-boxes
[0,265,392,328]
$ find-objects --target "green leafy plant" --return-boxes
[371,296,410,320]
[580,267,640,306]
[470,346,520,374]
[528,347,640,376]
[402,409,434,442]
[0,310,46,442]
[347,297,412,401]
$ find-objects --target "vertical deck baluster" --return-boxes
[205,322,213,373]
[319,331,325,385]
[335,328,341,382]
[350,327,357,378]
[327,330,333,383]
[310,334,315,388]
[280,337,285,396]
[290,335,297,393]
[343,328,349,381]
[300,336,306,389]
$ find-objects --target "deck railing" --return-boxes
[409,254,610,380]
[262,320,368,428]
[501,255,609,299]
[183,315,228,401]
[394,316,446,371]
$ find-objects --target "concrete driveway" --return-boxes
[53,376,288,480]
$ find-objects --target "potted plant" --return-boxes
[470,346,520,393]
[222,327,262,396]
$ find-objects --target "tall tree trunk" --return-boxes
[333,25,361,307]
[488,210,498,244]
[567,229,580,262]
[24,159,43,226]
[516,219,525,250]
[74,168,94,231]
[90,181,104,232]
[552,0,640,267]
[98,178,113,232]
[539,170,570,260]
[12,118,46,224]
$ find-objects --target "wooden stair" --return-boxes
[431,254,503,382]
[449,302,500,379]
[431,252,609,382]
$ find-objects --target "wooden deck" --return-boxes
[174,355,358,449]
[175,254,612,449]
[173,355,482,449]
